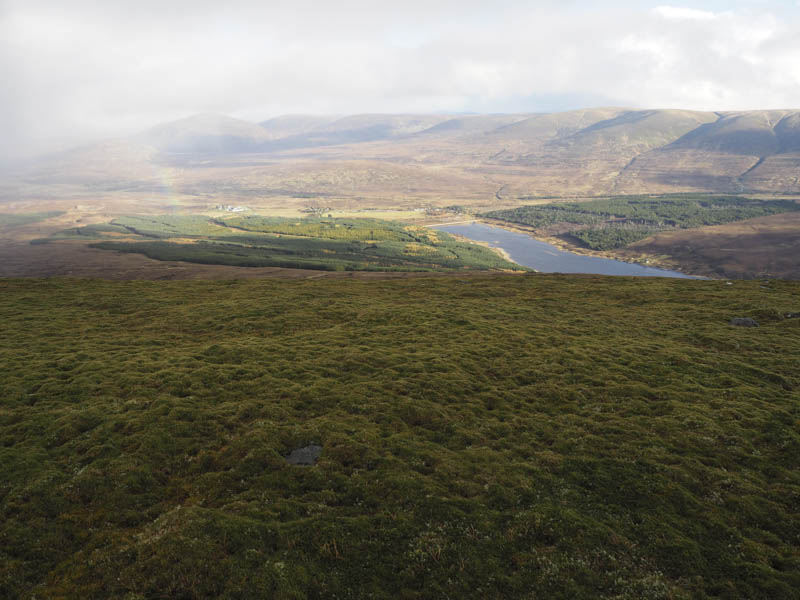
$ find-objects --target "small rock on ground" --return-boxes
[286,444,323,466]
[730,318,759,327]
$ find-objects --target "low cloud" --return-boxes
[654,6,717,20]
[1,0,799,159]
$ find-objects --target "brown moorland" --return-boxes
[616,212,800,280]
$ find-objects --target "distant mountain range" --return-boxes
[12,108,800,200]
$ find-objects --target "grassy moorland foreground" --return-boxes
[1,275,799,599]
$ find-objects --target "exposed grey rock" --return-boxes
[730,318,759,327]
[785,312,800,319]
[286,444,322,466]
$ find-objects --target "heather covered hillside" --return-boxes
[8,109,800,209]
[2,275,798,599]
[5,4,800,599]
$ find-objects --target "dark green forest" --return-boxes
[483,195,800,250]
[34,215,522,272]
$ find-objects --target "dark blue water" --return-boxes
[435,222,699,278]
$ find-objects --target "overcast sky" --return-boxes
[1,0,799,159]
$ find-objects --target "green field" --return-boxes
[483,196,800,250]
[0,211,64,228]
[2,275,799,598]
[34,215,522,272]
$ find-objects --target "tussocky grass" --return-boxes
[1,274,798,599]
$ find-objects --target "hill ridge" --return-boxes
[10,107,800,200]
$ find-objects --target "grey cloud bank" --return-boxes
[1,0,799,159]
